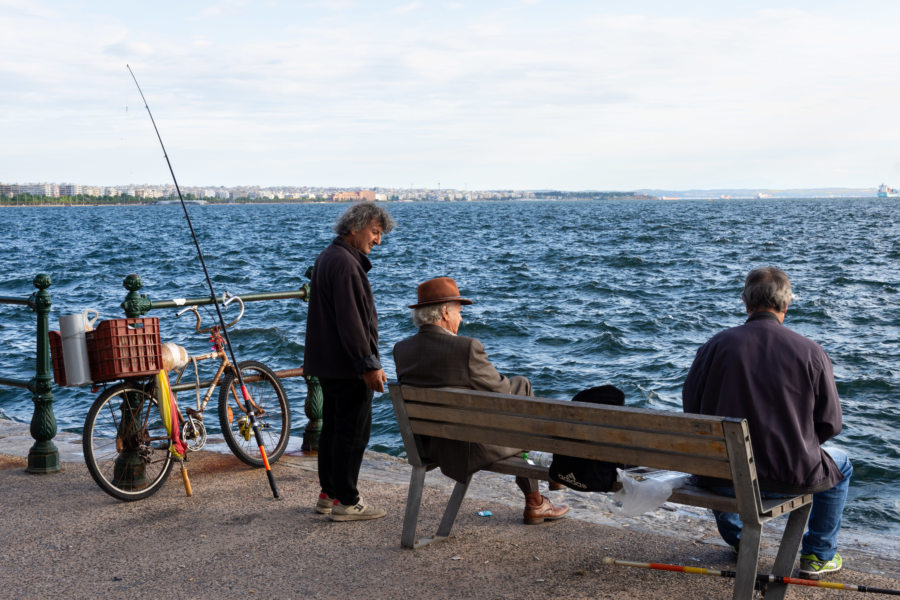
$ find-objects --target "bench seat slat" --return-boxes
[466,457,811,519]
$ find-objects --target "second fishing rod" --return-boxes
[127,64,280,499]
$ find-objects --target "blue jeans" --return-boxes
[710,447,852,561]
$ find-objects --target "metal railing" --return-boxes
[0,274,59,473]
[1,272,322,473]
[120,272,321,453]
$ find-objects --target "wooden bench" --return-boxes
[389,383,813,600]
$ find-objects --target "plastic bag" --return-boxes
[610,468,690,516]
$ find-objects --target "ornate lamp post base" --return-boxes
[27,274,61,474]
[26,440,61,474]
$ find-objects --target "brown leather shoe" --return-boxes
[523,493,569,524]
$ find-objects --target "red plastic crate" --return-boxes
[49,330,67,386]
[88,317,162,383]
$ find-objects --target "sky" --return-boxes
[2,0,900,191]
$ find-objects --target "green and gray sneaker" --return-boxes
[798,552,842,580]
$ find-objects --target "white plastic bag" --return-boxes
[610,468,690,516]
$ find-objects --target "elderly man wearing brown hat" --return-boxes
[393,277,569,524]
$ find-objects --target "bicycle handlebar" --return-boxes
[176,292,245,333]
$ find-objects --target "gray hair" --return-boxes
[742,267,792,313]
[412,302,452,328]
[334,202,396,236]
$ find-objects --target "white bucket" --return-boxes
[59,309,99,386]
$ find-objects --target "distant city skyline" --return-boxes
[0,178,886,202]
[3,1,900,191]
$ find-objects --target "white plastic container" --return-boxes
[59,309,99,386]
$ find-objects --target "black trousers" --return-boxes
[318,377,373,506]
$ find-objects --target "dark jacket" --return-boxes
[683,311,843,494]
[303,237,381,379]
[393,324,529,483]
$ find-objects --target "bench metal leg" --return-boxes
[403,470,473,549]
[733,524,762,600]
[764,503,812,600]
[401,465,427,548]
[434,476,472,540]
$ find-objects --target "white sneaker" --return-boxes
[329,499,387,522]
[315,493,336,514]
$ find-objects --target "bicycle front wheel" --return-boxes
[218,360,291,467]
[82,382,175,501]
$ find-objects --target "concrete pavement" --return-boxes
[1,419,897,599]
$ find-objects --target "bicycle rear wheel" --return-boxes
[218,360,290,467]
[83,382,175,501]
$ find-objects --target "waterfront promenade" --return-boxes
[1,420,897,599]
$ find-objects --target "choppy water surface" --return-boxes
[1,199,897,543]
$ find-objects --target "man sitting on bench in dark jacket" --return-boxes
[393,276,569,525]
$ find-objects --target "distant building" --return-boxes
[134,187,162,199]
[13,182,60,197]
[331,190,376,202]
[59,183,82,196]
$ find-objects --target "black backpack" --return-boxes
[549,385,625,492]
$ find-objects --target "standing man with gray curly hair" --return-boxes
[683,267,852,580]
[304,201,396,522]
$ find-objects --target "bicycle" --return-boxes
[82,295,291,501]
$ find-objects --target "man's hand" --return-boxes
[363,369,387,393]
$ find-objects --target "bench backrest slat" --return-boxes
[392,384,743,480]
[411,421,734,478]
[402,386,726,438]
[405,403,729,459]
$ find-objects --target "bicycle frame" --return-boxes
[82,294,291,500]
[171,296,253,449]
[173,328,232,418]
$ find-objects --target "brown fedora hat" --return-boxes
[408,277,474,308]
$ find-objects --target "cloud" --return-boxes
[104,41,155,58]
[200,0,251,18]
[393,1,421,14]
[2,1,900,188]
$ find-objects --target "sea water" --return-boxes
[0,199,897,544]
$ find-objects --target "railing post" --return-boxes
[26,273,60,474]
[121,273,152,318]
[301,375,323,453]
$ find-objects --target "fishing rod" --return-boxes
[127,64,280,499]
[603,557,900,596]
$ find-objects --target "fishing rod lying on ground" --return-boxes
[603,557,900,596]
[127,64,280,499]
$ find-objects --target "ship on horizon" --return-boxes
[877,183,899,198]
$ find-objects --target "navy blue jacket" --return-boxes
[303,237,381,379]
[683,311,843,493]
